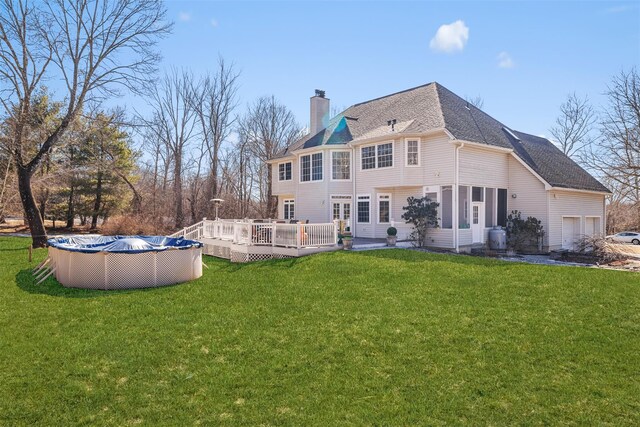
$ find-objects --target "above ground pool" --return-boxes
[47,235,203,290]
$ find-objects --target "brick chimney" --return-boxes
[310,89,329,135]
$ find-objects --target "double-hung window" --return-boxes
[300,152,323,182]
[361,142,393,170]
[377,194,391,223]
[357,195,370,223]
[361,146,376,170]
[331,151,350,180]
[377,143,393,168]
[283,199,295,220]
[405,139,420,167]
[278,162,292,181]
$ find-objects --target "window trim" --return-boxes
[356,194,371,224]
[377,193,392,224]
[405,138,421,167]
[330,149,352,182]
[360,141,394,171]
[584,215,603,235]
[277,161,292,182]
[299,151,324,183]
[283,198,295,220]
[329,194,353,221]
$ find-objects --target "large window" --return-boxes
[361,142,393,170]
[377,194,391,223]
[361,146,376,170]
[283,199,295,220]
[459,186,470,228]
[497,189,508,227]
[300,152,323,182]
[331,151,351,180]
[406,139,420,167]
[377,143,393,168]
[357,195,370,223]
[278,162,292,181]
[485,188,496,227]
[441,186,453,229]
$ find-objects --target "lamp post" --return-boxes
[210,198,224,219]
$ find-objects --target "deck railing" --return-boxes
[173,219,339,249]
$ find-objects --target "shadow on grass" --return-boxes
[347,248,527,268]
[15,269,180,298]
[206,254,304,273]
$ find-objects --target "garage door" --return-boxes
[584,217,600,238]
[562,217,580,250]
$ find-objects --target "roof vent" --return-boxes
[387,119,397,131]
[465,102,471,110]
[315,89,325,98]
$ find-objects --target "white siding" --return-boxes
[459,146,509,188]
[548,190,605,250]
[507,156,549,246]
[272,161,296,196]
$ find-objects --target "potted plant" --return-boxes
[342,227,353,250]
[386,226,397,247]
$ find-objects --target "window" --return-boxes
[377,194,391,223]
[357,195,370,223]
[331,151,351,180]
[332,202,341,220]
[485,188,496,227]
[377,143,393,168]
[278,162,292,181]
[300,153,323,182]
[312,153,323,181]
[283,199,295,220]
[406,139,420,166]
[361,142,393,170]
[459,186,470,228]
[497,188,508,227]
[472,186,484,202]
[361,146,376,170]
[441,186,453,229]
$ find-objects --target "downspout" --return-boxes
[454,142,465,253]
[351,144,357,237]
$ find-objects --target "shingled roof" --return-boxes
[276,82,609,193]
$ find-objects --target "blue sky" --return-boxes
[129,0,639,138]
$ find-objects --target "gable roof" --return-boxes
[275,82,609,193]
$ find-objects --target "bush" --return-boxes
[100,215,171,236]
[387,227,397,236]
[402,196,439,247]
[506,210,545,253]
[577,235,628,263]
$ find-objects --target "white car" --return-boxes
[606,232,640,245]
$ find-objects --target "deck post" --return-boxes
[333,219,339,245]
[272,221,276,247]
[296,222,302,249]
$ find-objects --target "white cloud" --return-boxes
[178,11,191,22]
[497,51,515,69]
[210,18,219,28]
[429,20,469,53]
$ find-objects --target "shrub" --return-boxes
[387,227,397,236]
[100,215,171,236]
[402,196,439,247]
[506,210,545,253]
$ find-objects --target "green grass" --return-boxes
[1,236,639,426]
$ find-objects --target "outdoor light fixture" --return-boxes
[512,194,517,199]
[210,198,224,219]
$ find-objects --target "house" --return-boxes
[268,83,609,252]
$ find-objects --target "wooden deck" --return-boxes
[171,219,341,263]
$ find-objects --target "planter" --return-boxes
[386,235,397,247]
[343,239,353,250]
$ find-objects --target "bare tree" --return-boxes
[191,58,240,201]
[0,0,170,246]
[550,92,597,157]
[237,96,301,218]
[582,68,640,204]
[465,95,484,109]
[141,69,198,229]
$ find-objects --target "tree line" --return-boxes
[1,1,638,248]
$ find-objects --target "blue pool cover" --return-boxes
[47,235,203,254]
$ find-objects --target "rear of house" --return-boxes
[270,83,609,252]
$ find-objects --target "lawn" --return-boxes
[1,236,639,426]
